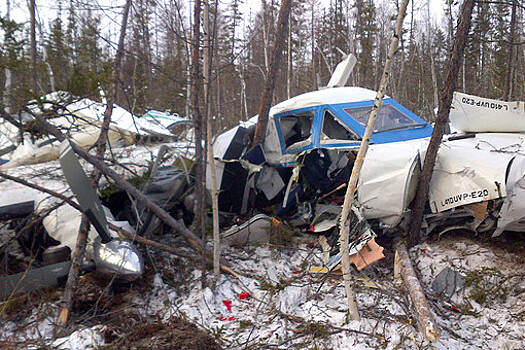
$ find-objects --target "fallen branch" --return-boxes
[394,240,440,343]
[56,215,90,330]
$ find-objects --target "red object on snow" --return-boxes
[223,300,233,312]
[239,292,250,300]
[448,304,461,312]
[219,315,236,321]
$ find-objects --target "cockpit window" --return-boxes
[321,110,359,142]
[344,104,423,132]
[278,111,314,149]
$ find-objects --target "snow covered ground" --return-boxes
[2,233,522,349]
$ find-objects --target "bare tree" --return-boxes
[29,0,38,93]
[252,0,293,146]
[3,0,12,113]
[408,0,476,246]
[203,0,221,276]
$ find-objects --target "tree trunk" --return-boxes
[203,0,220,277]
[3,0,11,114]
[503,0,517,101]
[338,0,410,322]
[190,0,207,283]
[252,0,293,147]
[262,0,270,72]
[29,0,38,93]
[407,0,475,246]
[287,10,292,99]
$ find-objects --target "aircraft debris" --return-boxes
[431,267,465,298]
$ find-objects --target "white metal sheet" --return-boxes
[427,136,514,213]
[358,139,424,226]
[495,155,525,234]
[450,92,525,133]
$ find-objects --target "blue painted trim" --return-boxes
[318,141,362,148]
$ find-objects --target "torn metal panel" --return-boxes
[221,214,273,246]
[495,155,525,235]
[426,135,513,213]
[212,125,250,160]
[309,204,341,233]
[255,165,285,201]
[450,92,525,133]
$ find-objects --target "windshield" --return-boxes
[344,104,423,132]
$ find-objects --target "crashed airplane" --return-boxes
[1,56,524,296]
[209,56,525,267]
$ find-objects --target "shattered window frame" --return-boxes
[274,108,315,154]
[320,109,361,144]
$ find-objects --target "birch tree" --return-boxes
[338,0,410,322]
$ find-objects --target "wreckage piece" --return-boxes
[348,239,384,271]
[25,91,180,138]
[394,240,440,343]
[0,261,95,299]
[494,154,525,235]
[315,207,384,272]
[141,110,194,136]
[136,145,192,236]
[59,139,144,280]
[327,238,385,273]
[221,214,274,246]
[1,92,191,169]
[18,107,238,276]
[431,267,465,299]
[450,92,525,133]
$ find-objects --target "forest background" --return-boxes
[0,0,523,134]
